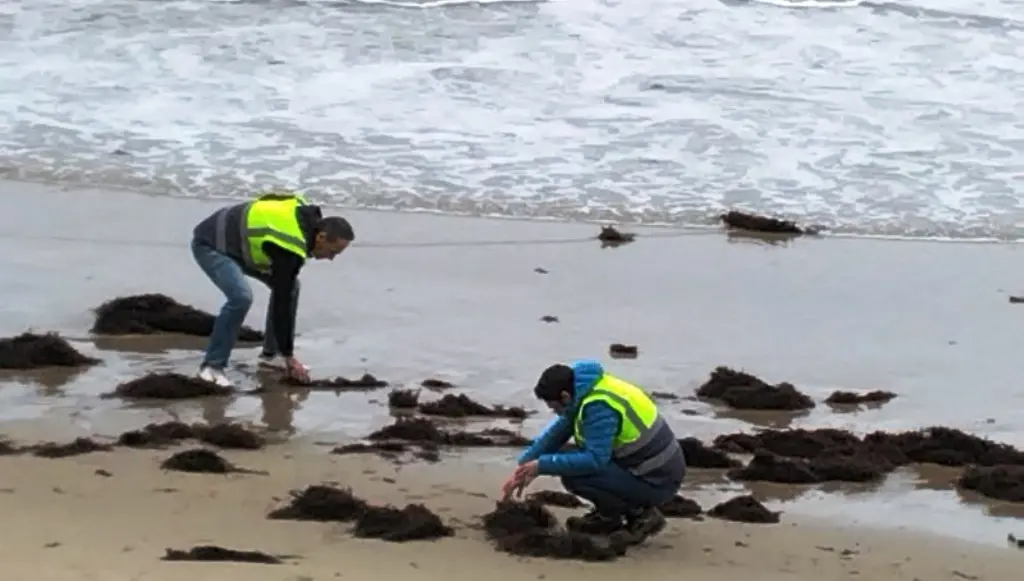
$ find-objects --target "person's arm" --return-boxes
[262,242,304,357]
[535,402,620,476]
[517,415,573,465]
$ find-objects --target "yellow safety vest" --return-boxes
[572,374,659,449]
[244,194,309,271]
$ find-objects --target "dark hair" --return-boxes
[318,216,355,242]
[534,364,574,401]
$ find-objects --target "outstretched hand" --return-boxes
[500,460,539,501]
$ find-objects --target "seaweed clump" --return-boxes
[707,495,780,524]
[117,421,195,448]
[160,448,243,474]
[91,293,263,340]
[597,225,636,247]
[31,437,113,458]
[720,210,811,235]
[162,546,285,564]
[696,367,814,411]
[660,495,703,519]
[105,373,232,399]
[281,373,387,390]
[825,390,897,406]
[678,437,741,469]
[527,490,587,509]
[367,417,530,448]
[418,393,530,420]
[388,389,420,409]
[268,485,452,542]
[0,332,100,370]
[482,501,622,561]
[958,465,1024,502]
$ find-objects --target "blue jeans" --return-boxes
[561,463,680,517]
[191,239,299,369]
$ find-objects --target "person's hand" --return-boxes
[285,357,310,383]
[500,461,539,500]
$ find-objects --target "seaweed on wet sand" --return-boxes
[367,417,529,448]
[957,465,1024,502]
[707,495,780,524]
[281,373,387,390]
[268,485,368,522]
[527,490,587,509]
[728,449,893,484]
[660,495,703,519]
[482,501,623,561]
[193,423,265,450]
[597,225,636,246]
[91,293,263,340]
[720,210,813,235]
[268,485,453,541]
[160,448,249,474]
[826,390,897,406]
[162,546,287,564]
[678,437,741,469]
[104,372,232,399]
[117,421,195,448]
[388,388,420,408]
[31,437,113,459]
[353,503,454,542]
[417,393,530,420]
[608,343,638,359]
[0,332,100,370]
[421,378,454,390]
[697,366,814,411]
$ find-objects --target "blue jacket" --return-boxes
[517,359,622,476]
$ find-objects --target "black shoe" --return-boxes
[610,507,667,546]
[566,510,624,535]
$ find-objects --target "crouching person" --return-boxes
[500,359,685,543]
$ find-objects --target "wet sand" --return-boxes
[1,180,1024,552]
[0,445,1018,581]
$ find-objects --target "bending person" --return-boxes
[190,192,354,387]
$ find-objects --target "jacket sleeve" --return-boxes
[262,242,304,357]
[517,415,572,464]
[535,402,620,476]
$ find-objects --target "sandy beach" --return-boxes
[0,444,1018,581]
[0,180,1023,578]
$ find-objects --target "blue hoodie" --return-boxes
[516,359,622,476]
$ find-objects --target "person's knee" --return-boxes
[226,286,254,311]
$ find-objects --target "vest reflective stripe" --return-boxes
[572,375,677,479]
[214,194,308,272]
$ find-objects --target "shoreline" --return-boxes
[10,177,1023,245]
[1,179,1024,555]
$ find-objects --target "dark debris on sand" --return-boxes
[697,366,815,411]
[608,343,638,359]
[729,449,893,484]
[678,437,741,469]
[194,423,265,450]
[482,501,623,562]
[281,373,387,390]
[162,546,286,564]
[0,332,100,370]
[720,210,816,235]
[91,293,263,341]
[331,440,426,463]
[0,437,21,455]
[105,372,232,400]
[367,417,530,448]
[268,485,367,522]
[387,388,420,409]
[418,393,531,420]
[708,495,780,524]
[597,225,636,247]
[31,437,113,459]
[527,490,588,509]
[117,421,195,448]
[660,495,703,519]
[713,426,1024,487]
[353,503,455,542]
[160,448,244,474]
[826,390,898,406]
[421,378,454,390]
[958,465,1024,502]
[268,485,452,542]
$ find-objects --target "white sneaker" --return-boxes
[257,354,287,370]
[198,366,235,388]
